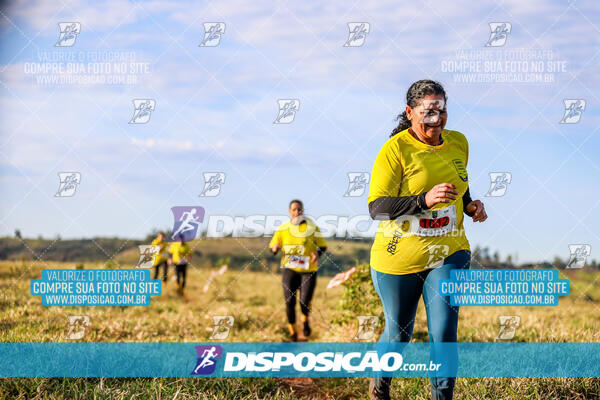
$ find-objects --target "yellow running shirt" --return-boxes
[168,242,192,265]
[269,219,327,273]
[151,237,168,266]
[368,128,471,275]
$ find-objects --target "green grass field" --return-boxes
[1,260,600,399]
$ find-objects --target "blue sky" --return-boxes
[1,0,599,264]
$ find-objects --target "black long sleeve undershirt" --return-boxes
[463,187,474,216]
[316,247,327,257]
[369,187,475,220]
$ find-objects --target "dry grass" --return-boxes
[1,260,600,399]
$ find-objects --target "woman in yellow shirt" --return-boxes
[151,232,168,283]
[168,234,192,296]
[368,80,487,400]
[270,200,327,342]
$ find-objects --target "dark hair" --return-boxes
[390,80,448,137]
[289,199,303,209]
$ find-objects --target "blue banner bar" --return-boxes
[439,269,569,306]
[1,343,599,377]
[30,269,161,306]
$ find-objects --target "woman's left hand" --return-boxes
[466,200,487,222]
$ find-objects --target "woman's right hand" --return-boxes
[425,182,458,208]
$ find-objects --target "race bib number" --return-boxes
[287,255,310,270]
[282,245,310,270]
[411,205,457,237]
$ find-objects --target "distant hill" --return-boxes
[0,236,372,276]
[0,237,144,263]
[2,236,595,274]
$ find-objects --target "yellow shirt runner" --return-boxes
[168,242,192,265]
[269,219,327,273]
[368,128,471,275]
[151,237,168,266]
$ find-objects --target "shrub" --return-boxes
[104,260,120,269]
[334,263,383,326]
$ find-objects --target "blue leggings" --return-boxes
[371,250,471,400]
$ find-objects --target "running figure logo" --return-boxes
[129,99,156,124]
[136,245,159,268]
[566,244,591,269]
[426,245,450,270]
[56,22,81,47]
[560,99,586,124]
[55,172,81,197]
[495,315,520,340]
[344,172,369,197]
[192,345,222,375]
[199,172,226,197]
[353,315,379,340]
[485,172,512,197]
[485,22,511,47]
[209,316,234,340]
[417,99,446,125]
[199,23,226,47]
[343,22,370,47]
[66,315,91,340]
[274,99,300,124]
[170,206,205,241]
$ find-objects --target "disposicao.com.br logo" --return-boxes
[190,345,441,376]
[192,345,222,375]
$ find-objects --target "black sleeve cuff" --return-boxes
[416,192,429,211]
[463,187,475,217]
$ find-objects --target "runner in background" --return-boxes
[168,234,192,296]
[367,80,487,400]
[270,200,327,342]
[151,232,168,284]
